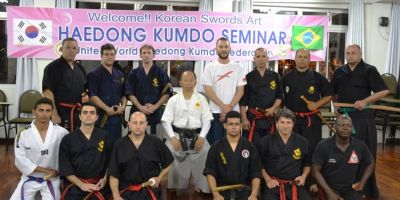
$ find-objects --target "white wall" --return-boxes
[365,2,391,74]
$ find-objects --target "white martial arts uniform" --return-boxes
[162,91,213,192]
[10,121,68,200]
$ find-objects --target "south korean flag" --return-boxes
[13,19,52,46]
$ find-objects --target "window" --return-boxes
[0,19,17,84]
[0,0,19,12]
[332,13,348,25]
[76,2,101,9]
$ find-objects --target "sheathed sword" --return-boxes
[214,184,247,200]
[99,105,128,129]
[334,102,400,113]
[300,96,336,134]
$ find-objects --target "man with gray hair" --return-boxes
[312,114,374,200]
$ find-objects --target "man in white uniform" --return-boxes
[162,71,213,193]
[201,37,246,144]
[11,97,69,200]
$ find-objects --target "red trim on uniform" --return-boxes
[120,184,157,200]
[58,102,81,131]
[60,177,105,200]
[295,110,320,127]
[248,108,275,142]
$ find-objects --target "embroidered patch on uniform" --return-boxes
[308,86,315,94]
[292,148,301,160]
[242,149,250,158]
[220,152,227,165]
[97,140,104,152]
[41,150,48,155]
[348,150,359,164]
[328,158,336,163]
[270,80,277,90]
[285,86,290,93]
[152,78,159,87]
[194,101,201,109]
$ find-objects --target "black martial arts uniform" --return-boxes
[108,134,174,199]
[240,69,283,145]
[204,137,262,200]
[312,136,373,200]
[59,128,111,199]
[282,69,332,151]
[125,65,172,135]
[87,66,125,145]
[43,56,87,131]
[258,133,312,200]
[330,60,387,197]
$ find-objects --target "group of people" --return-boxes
[10,36,388,200]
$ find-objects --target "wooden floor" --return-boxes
[1,142,399,200]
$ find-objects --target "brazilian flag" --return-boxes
[292,25,324,50]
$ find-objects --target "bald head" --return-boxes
[295,48,311,71]
[129,111,148,136]
[345,44,362,68]
[180,70,197,90]
[130,111,147,121]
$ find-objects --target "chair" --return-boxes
[381,73,398,98]
[319,102,336,136]
[0,89,8,139]
[7,90,42,140]
[375,73,400,149]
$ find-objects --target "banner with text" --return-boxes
[7,6,329,61]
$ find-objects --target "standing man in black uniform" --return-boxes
[282,48,332,192]
[240,47,282,146]
[259,108,312,200]
[59,102,111,200]
[43,37,87,131]
[312,114,374,200]
[282,48,332,151]
[330,44,389,198]
[204,111,261,200]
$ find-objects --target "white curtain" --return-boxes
[346,0,365,58]
[56,0,75,8]
[15,0,39,117]
[384,3,400,80]
[195,0,213,92]
[235,0,254,75]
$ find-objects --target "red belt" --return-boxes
[120,184,157,200]
[295,110,320,127]
[272,177,298,200]
[248,108,275,142]
[58,102,81,131]
[60,177,105,200]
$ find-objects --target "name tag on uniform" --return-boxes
[328,158,336,163]
[41,150,48,155]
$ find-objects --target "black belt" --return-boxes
[172,125,201,139]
